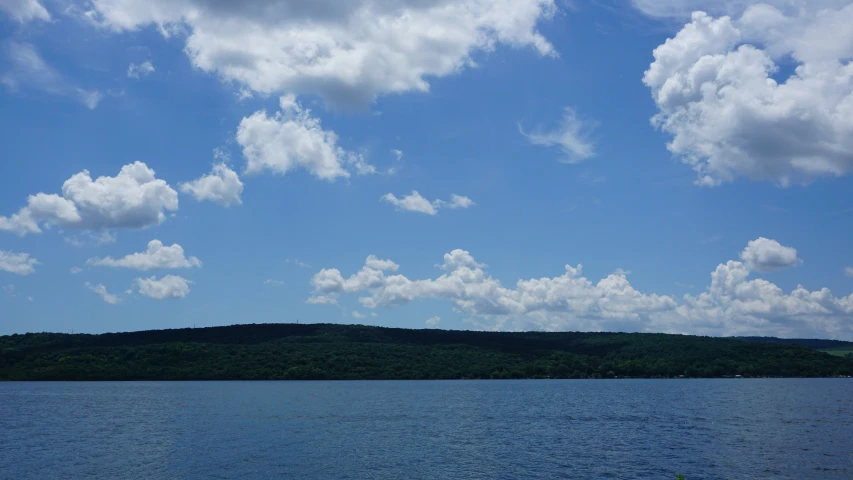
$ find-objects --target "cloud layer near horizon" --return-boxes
[308,238,853,339]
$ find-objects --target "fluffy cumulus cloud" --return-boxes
[180,163,243,206]
[86,282,121,304]
[0,0,49,21]
[237,95,374,180]
[381,191,475,215]
[308,239,853,339]
[0,249,38,275]
[127,60,155,78]
[136,274,192,300]
[85,0,557,107]
[426,316,441,328]
[0,162,178,236]
[519,107,598,163]
[87,240,202,271]
[739,237,801,273]
[643,2,853,186]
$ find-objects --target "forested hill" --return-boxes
[1,323,851,381]
[733,336,853,349]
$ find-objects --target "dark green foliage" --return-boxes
[734,336,853,349]
[1,323,851,381]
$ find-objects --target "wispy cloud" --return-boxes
[264,279,284,286]
[0,0,50,23]
[286,258,311,269]
[579,172,606,184]
[702,234,724,245]
[86,282,121,305]
[127,61,155,79]
[519,107,598,163]
[1,42,102,109]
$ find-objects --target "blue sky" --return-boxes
[1,0,852,339]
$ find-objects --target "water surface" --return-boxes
[1,379,850,479]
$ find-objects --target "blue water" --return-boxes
[1,379,851,479]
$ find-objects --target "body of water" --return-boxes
[1,379,851,479]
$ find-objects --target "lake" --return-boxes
[1,379,850,479]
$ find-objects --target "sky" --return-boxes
[1,0,852,339]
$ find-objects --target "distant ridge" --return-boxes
[2,324,851,381]
[732,336,853,349]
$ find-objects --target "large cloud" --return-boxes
[308,239,853,339]
[0,162,178,236]
[87,240,202,271]
[135,274,192,300]
[237,95,375,179]
[84,0,557,107]
[739,237,801,273]
[642,2,853,186]
[0,249,38,275]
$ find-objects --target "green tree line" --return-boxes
[1,323,851,381]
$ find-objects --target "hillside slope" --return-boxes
[2,324,851,380]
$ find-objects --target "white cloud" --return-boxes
[365,255,399,272]
[86,0,557,107]
[382,191,437,215]
[286,258,312,269]
[237,95,374,180]
[845,266,853,278]
[739,237,801,273]
[444,194,476,209]
[86,282,121,304]
[352,310,367,319]
[308,238,853,339]
[381,191,475,215]
[265,279,284,286]
[64,231,117,247]
[631,1,852,19]
[0,162,178,236]
[0,0,49,22]
[180,163,244,207]
[136,274,192,300]
[70,266,83,274]
[391,149,404,161]
[643,4,853,186]
[0,250,38,275]
[306,294,337,305]
[2,42,101,108]
[87,240,202,271]
[426,316,441,328]
[127,60,154,78]
[519,107,597,163]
